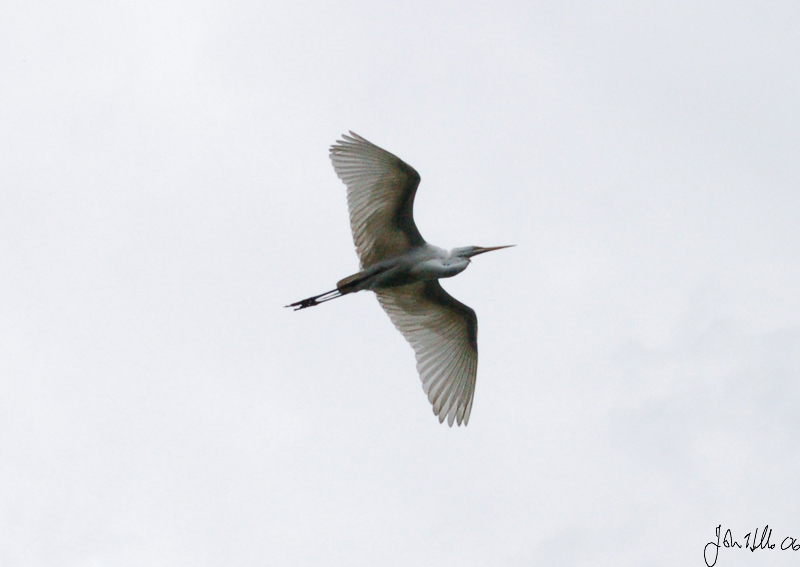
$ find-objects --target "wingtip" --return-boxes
[435,405,470,427]
[331,131,367,148]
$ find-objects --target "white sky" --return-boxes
[2,1,800,566]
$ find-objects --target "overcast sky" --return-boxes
[2,1,800,566]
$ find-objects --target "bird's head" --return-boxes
[451,245,515,260]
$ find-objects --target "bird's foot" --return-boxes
[286,297,318,310]
[285,289,342,310]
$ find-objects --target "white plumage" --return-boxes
[288,132,513,426]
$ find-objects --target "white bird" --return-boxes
[287,132,513,426]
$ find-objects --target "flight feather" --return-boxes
[330,132,424,268]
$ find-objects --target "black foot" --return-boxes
[286,297,318,311]
[285,289,342,311]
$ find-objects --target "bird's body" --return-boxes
[343,244,470,291]
[288,132,512,426]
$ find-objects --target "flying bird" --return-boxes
[287,132,513,426]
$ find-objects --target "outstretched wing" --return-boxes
[330,132,424,268]
[376,281,478,426]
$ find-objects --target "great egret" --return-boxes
[287,132,513,426]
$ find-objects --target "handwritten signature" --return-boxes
[704,525,800,566]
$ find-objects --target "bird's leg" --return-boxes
[285,288,342,310]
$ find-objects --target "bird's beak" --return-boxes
[468,245,516,257]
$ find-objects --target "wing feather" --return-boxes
[376,280,478,426]
[330,132,424,268]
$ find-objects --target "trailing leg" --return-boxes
[285,288,342,310]
[287,265,390,311]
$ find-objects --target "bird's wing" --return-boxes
[330,132,424,268]
[376,280,478,426]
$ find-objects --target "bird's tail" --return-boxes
[285,288,343,311]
